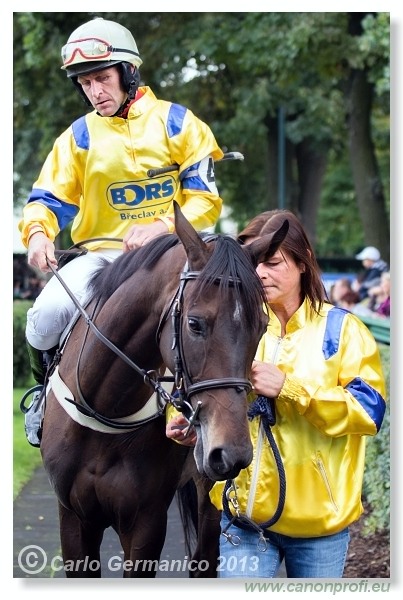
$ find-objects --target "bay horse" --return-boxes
[40,202,288,578]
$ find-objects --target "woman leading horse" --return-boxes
[38,203,288,577]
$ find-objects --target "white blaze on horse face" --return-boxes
[233,299,243,323]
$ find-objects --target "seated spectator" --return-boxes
[369,271,390,318]
[353,246,388,301]
[330,277,355,307]
[338,290,361,312]
[13,279,23,299]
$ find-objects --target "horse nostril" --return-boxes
[209,447,249,480]
[209,448,228,475]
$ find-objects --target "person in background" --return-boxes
[337,290,361,312]
[19,17,224,446]
[330,277,357,307]
[166,209,386,578]
[368,271,390,318]
[353,246,388,301]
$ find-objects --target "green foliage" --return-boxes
[13,300,33,387]
[13,13,91,206]
[362,344,390,535]
[316,156,364,256]
[13,12,390,253]
[359,13,390,97]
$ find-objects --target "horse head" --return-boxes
[160,203,289,481]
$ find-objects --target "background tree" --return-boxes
[13,12,390,259]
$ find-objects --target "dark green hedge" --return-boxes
[362,344,390,535]
[13,300,33,387]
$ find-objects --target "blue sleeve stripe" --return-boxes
[346,377,386,432]
[180,161,209,192]
[167,103,187,138]
[72,116,89,150]
[180,162,200,180]
[322,307,348,359]
[181,176,210,192]
[28,189,79,230]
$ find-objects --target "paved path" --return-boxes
[14,466,287,579]
[14,465,188,578]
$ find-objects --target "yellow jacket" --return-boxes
[19,87,223,249]
[209,300,386,537]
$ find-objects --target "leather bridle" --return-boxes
[158,265,252,426]
[46,244,252,430]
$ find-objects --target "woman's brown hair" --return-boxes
[238,209,327,313]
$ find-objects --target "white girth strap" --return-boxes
[48,366,161,434]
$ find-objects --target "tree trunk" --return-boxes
[295,139,328,248]
[344,12,390,264]
[344,68,390,263]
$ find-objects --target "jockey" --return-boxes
[19,17,224,446]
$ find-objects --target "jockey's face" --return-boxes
[77,66,126,116]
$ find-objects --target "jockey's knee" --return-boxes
[26,300,75,351]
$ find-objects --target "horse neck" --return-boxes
[63,278,177,419]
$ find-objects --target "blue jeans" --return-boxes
[218,514,350,578]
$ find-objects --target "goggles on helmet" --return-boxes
[62,36,140,67]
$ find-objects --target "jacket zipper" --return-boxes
[316,452,339,512]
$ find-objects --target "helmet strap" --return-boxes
[112,63,140,117]
[120,63,140,100]
[112,96,132,118]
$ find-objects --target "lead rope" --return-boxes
[221,395,286,550]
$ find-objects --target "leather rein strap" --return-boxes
[47,259,175,429]
[45,242,252,429]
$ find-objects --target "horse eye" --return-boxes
[187,317,205,335]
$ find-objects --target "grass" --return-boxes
[13,387,43,500]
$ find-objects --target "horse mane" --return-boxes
[88,233,266,330]
[189,235,267,330]
[88,234,180,303]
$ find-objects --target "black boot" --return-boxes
[26,341,48,386]
[20,342,57,447]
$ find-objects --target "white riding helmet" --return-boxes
[61,17,143,78]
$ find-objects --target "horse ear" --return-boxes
[173,201,209,266]
[243,219,289,267]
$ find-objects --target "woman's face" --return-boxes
[255,249,304,307]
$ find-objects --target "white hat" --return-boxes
[355,246,380,261]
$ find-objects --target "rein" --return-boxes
[45,239,251,430]
[47,257,177,429]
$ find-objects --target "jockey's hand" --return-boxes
[123,220,169,252]
[28,232,58,273]
[166,414,197,447]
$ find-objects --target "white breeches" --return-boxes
[25,249,122,351]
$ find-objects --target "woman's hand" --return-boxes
[250,360,286,398]
[166,414,197,447]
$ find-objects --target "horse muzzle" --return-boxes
[193,431,253,482]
